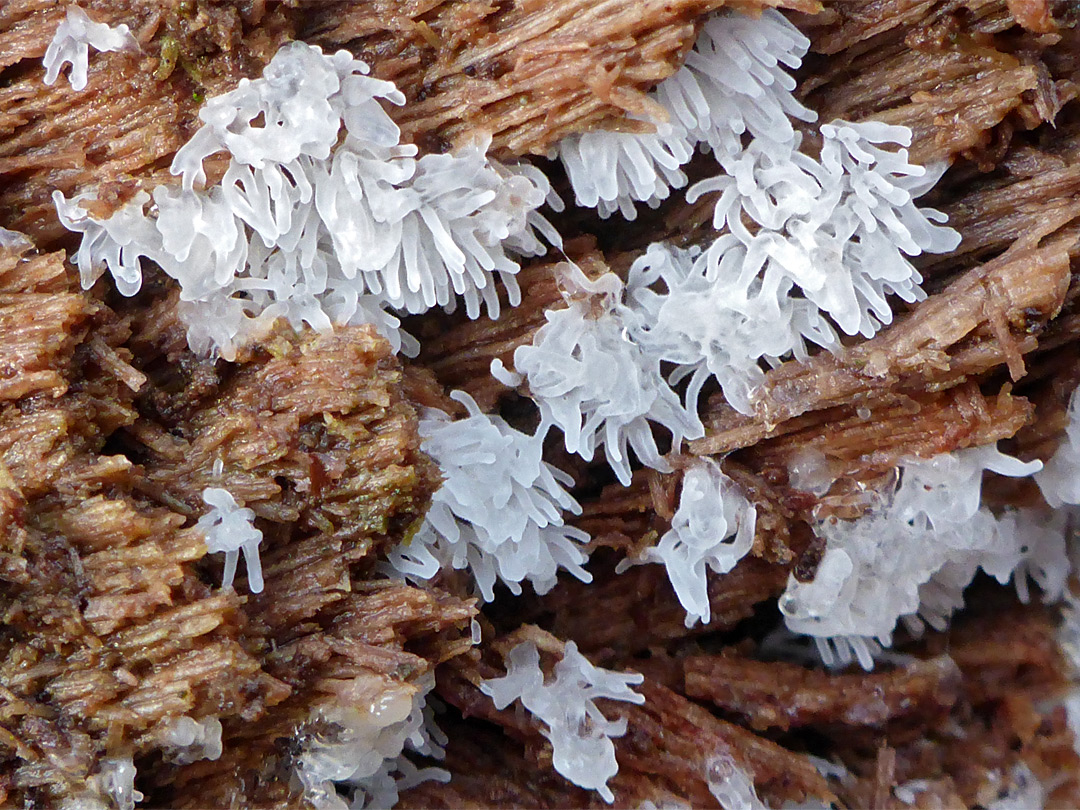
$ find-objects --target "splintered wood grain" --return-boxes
[793,0,1076,164]
[831,597,1080,809]
[684,653,962,736]
[148,580,475,808]
[0,238,286,803]
[0,238,472,808]
[0,1,293,246]
[127,323,440,565]
[1,0,813,249]
[738,382,1034,484]
[691,231,1074,456]
[522,556,789,657]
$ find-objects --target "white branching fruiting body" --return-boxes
[43,6,137,92]
[196,487,265,594]
[778,446,1056,670]
[556,121,694,220]
[671,10,816,157]
[388,391,591,602]
[492,264,702,485]
[481,641,645,803]
[54,42,553,360]
[690,123,957,339]
[59,757,144,810]
[705,755,768,810]
[625,241,830,416]
[632,459,756,628]
[295,675,449,810]
[627,122,959,416]
[557,6,958,417]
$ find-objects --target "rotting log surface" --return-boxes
[3,0,1080,807]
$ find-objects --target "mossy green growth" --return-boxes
[155,36,180,81]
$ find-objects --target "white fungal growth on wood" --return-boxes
[554,9,814,218]
[779,446,1050,670]
[492,263,702,485]
[196,487,265,594]
[705,755,768,810]
[160,716,224,766]
[481,640,644,803]
[634,459,757,628]
[43,6,138,92]
[1036,388,1080,508]
[54,42,552,360]
[295,675,449,810]
[59,757,144,810]
[622,119,958,418]
[387,391,592,602]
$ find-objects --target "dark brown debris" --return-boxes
[831,595,1080,809]
[518,555,789,659]
[397,716,602,809]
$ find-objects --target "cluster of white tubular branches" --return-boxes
[55,41,555,360]
[294,675,449,810]
[387,391,591,603]
[480,641,644,803]
[195,487,265,594]
[778,446,1067,670]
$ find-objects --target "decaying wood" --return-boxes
[398,716,602,808]
[148,580,474,807]
[0,239,282,805]
[921,137,1080,278]
[831,595,1080,809]
[0,1,294,246]
[684,653,962,736]
[1,0,809,247]
[126,323,440,565]
[4,0,1080,806]
[0,237,472,807]
[794,0,1078,164]
[738,382,1034,485]
[302,0,821,158]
